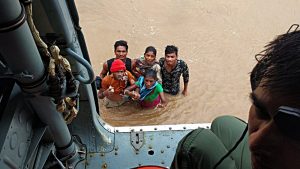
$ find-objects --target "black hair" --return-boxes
[114,40,128,51]
[144,46,157,56]
[250,30,300,96]
[165,45,178,55]
[144,69,157,80]
[250,62,262,91]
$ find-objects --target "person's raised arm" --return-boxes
[99,62,109,79]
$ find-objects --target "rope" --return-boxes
[23,2,78,124]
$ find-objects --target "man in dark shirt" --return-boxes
[95,40,132,89]
[159,45,189,96]
[99,40,132,78]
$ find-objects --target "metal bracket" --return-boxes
[130,132,144,151]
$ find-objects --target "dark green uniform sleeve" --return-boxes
[171,116,251,169]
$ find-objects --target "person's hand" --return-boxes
[182,90,188,96]
[131,91,140,100]
[98,88,113,98]
[157,103,166,108]
[122,75,128,81]
[97,92,102,98]
[105,86,114,96]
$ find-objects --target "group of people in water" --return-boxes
[96,40,189,109]
[95,28,300,169]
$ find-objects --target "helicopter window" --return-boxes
[75,1,300,127]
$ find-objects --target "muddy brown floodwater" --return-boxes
[76,0,300,126]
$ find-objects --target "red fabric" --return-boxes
[101,71,135,94]
[135,166,166,169]
[110,59,126,72]
[140,95,161,108]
